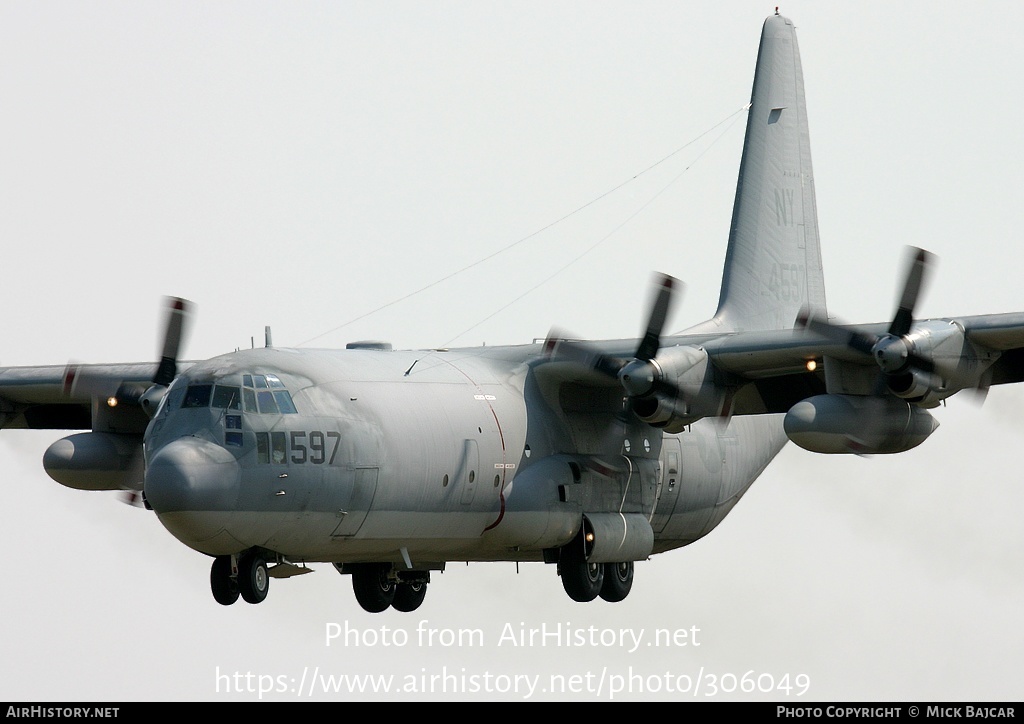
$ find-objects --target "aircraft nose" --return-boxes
[145,437,240,515]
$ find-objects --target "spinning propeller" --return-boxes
[546,273,686,420]
[57,298,192,505]
[137,297,193,414]
[797,247,936,389]
[62,296,193,408]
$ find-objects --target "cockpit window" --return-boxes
[244,374,297,414]
[183,384,213,408]
[159,383,187,418]
[273,390,297,414]
[212,385,241,410]
[175,374,297,414]
[256,390,279,414]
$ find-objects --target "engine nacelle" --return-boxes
[631,393,695,433]
[784,394,939,454]
[630,345,722,432]
[43,432,143,490]
[885,368,948,407]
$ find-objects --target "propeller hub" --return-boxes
[871,335,910,374]
[618,359,659,398]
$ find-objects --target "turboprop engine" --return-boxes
[783,394,939,454]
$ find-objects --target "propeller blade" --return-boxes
[544,272,689,443]
[154,297,192,386]
[545,334,626,380]
[636,274,679,362]
[888,247,933,337]
[796,307,879,355]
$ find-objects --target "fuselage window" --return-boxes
[271,431,287,463]
[183,384,213,408]
[256,432,270,464]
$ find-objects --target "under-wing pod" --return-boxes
[43,432,143,490]
[783,394,939,455]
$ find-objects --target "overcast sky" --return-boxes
[1,1,1022,702]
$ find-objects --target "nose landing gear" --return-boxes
[210,551,269,606]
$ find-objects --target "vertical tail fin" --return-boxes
[689,13,826,334]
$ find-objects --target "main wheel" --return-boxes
[210,555,239,606]
[560,536,604,602]
[599,561,634,602]
[238,552,269,604]
[351,563,396,613]
[392,581,427,612]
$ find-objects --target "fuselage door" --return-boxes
[652,436,683,533]
[331,466,379,537]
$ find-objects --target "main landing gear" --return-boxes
[210,551,269,606]
[558,530,635,603]
[342,563,430,613]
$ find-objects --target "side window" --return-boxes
[183,384,212,408]
[160,383,187,418]
[224,414,242,447]
[256,433,270,464]
[271,432,287,464]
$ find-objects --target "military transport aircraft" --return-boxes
[3,12,1023,614]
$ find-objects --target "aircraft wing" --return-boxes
[0,362,163,431]
[697,311,1024,415]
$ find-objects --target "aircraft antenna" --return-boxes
[439,112,740,349]
[295,106,747,348]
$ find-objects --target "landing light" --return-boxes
[805,359,818,372]
[106,396,118,408]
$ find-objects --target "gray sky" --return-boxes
[0,1,1022,702]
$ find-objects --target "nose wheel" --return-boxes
[210,555,239,605]
[210,551,270,606]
